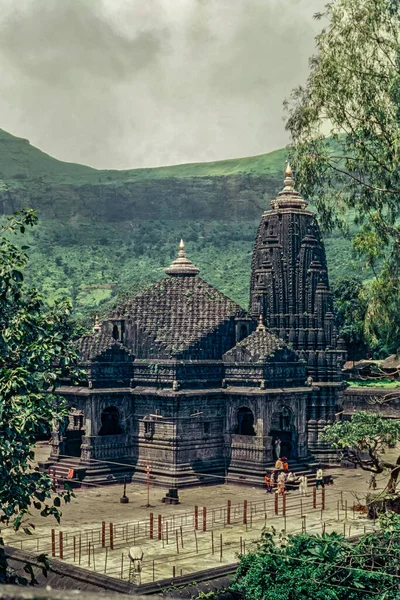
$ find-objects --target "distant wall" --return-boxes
[343,387,400,419]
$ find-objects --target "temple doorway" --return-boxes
[270,406,295,459]
[235,407,256,436]
[99,406,123,436]
[65,410,85,458]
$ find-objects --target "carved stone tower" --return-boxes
[250,164,346,460]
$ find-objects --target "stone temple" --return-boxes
[48,165,347,488]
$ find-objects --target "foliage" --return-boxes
[331,277,369,360]
[232,514,400,599]
[322,412,400,490]
[286,0,400,354]
[0,210,78,583]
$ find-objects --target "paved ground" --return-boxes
[2,441,393,584]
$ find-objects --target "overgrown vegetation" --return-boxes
[286,0,400,360]
[0,210,78,583]
[232,513,400,599]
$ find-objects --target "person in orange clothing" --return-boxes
[282,457,289,471]
[275,457,283,470]
[264,473,272,493]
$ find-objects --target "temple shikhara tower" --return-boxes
[44,166,346,489]
[250,164,346,459]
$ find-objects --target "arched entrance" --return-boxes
[235,407,256,436]
[99,406,123,436]
[270,406,295,459]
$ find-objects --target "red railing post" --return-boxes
[158,515,162,540]
[227,500,231,525]
[274,493,279,515]
[282,493,286,516]
[322,487,325,511]
[149,512,154,539]
[51,529,56,557]
[101,521,106,547]
[59,531,64,560]
[194,505,199,530]
[313,486,317,509]
[243,500,247,525]
[203,507,207,532]
[109,522,114,550]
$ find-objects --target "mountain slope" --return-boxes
[0,128,368,323]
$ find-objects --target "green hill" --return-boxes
[0,128,368,324]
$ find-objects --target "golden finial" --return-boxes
[285,162,293,177]
[178,239,185,258]
[165,239,200,276]
[93,314,101,333]
[256,315,266,332]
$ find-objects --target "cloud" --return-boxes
[0,0,325,169]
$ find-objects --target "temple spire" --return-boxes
[256,315,266,332]
[93,315,101,333]
[269,161,308,210]
[165,239,200,276]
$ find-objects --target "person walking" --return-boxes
[298,474,308,496]
[315,467,324,489]
[368,473,377,490]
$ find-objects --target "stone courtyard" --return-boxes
[3,441,390,585]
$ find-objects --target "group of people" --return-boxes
[264,458,326,496]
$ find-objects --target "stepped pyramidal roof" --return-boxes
[223,316,297,363]
[110,240,247,358]
[77,332,126,362]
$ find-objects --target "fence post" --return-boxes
[59,531,64,560]
[158,515,162,540]
[51,529,56,557]
[243,500,247,525]
[194,505,199,530]
[282,493,286,517]
[203,507,207,532]
[313,486,317,509]
[101,521,106,548]
[227,499,231,525]
[150,512,154,539]
[321,487,325,511]
[109,522,114,550]
[220,533,223,562]
[274,493,278,515]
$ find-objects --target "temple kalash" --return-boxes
[45,165,347,492]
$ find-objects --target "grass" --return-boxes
[346,379,400,388]
[0,127,285,185]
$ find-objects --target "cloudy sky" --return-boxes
[0,0,324,169]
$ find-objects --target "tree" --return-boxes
[0,210,78,583]
[285,0,400,343]
[331,277,369,361]
[322,412,400,492]
[232,513,400,600]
